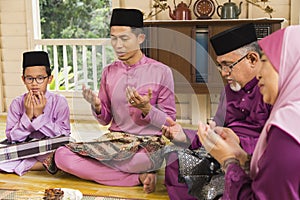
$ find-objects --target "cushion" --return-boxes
[0,136,73,163]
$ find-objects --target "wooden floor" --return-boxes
[0,170,168,199]
[0,116,170,200]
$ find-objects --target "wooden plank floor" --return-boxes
[0,116,170,199]
[0,170,168,199]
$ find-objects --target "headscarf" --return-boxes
[251,25,300,177]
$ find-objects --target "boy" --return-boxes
[0,51,71,176]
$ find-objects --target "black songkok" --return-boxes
[22,51,50,69]
[110,8,144,28]
[210,23,257,56]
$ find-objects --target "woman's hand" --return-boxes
[215,127,249,166]
[197,122,246,166]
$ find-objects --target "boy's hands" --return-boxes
[24,90,47,120]
[24,91,34,120]
[32,91,47,118]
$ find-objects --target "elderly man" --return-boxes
[163,23,272,200]
[52,8,176,194]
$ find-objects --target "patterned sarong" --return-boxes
[66,132,167,171]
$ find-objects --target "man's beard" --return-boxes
[229,81,242,92]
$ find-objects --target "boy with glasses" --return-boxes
[0,51,71,176]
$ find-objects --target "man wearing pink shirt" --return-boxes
[54,8,176,193]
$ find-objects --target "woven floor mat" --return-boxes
[0,189,138,200]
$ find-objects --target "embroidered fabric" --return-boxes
[66,132,166,171]
[177,147,224,200]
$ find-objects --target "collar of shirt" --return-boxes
[120,54,147,69]
[243,77,258,92]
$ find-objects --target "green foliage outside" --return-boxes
[49,66,77,90]
[39,0,114,90]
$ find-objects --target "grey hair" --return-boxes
[234,41,262,57]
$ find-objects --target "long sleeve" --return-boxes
[93,56,176,136]
[6,92,71,143]
[213,89,227,126]
[6,96,34,142]
[29,95,71,138]
[213,79,271,154]
[182,128,202,150]
[224,126,300,200]
[93,68,113,125]
[214,79,271,138]
[137,65,176,129]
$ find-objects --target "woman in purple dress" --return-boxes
[198,25,300,200]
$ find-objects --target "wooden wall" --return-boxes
[0,0,29,113]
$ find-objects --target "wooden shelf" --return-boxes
[143,19,284,94]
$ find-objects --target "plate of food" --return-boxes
[43,188,83,200]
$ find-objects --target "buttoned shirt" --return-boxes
[1,91,70,176]
[224,126,300,200]
[94,55,176,136]
[6,91,71,142]
[214,78,272,153]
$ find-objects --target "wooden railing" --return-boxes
[33,39,114,92]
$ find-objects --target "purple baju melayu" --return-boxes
[223,24,300,200]
[224,126,300,200]
[0,91,71,175]
[214,78,272,154]
[165,78,271,200]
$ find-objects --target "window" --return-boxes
[30,0,114,91]
[39,0,111,39]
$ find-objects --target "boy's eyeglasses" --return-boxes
[217,54,248,74]
[24,76,49,84]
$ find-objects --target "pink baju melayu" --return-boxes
[0,91,71,175]
[55,55,176,186]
